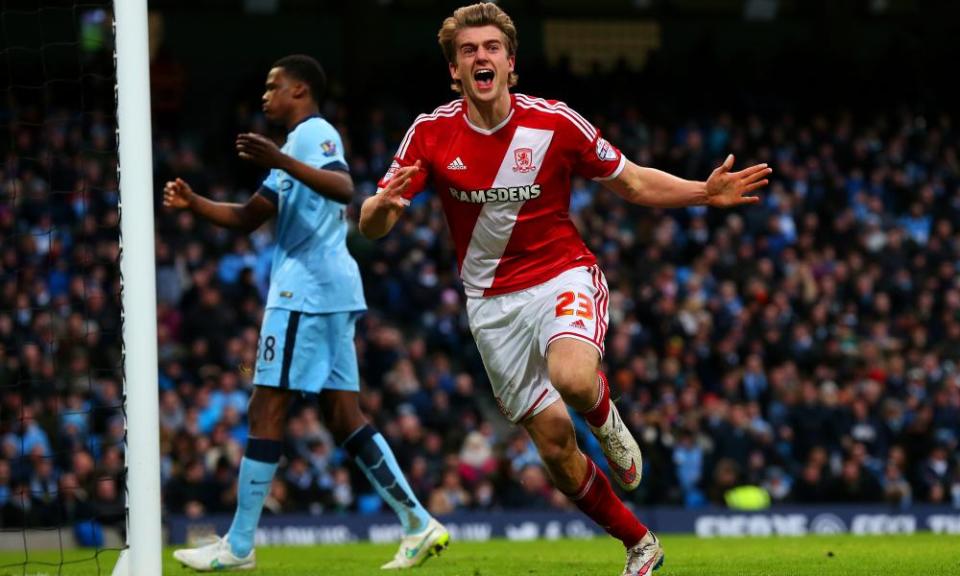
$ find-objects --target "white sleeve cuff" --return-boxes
[592,154,626,182]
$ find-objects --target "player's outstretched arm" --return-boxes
[358,161,421,240]
[162,177,276,233]
[604,155,771,209]
[236,133,353,204]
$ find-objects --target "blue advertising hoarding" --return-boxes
[167,505,960,546]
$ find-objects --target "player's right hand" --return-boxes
[378,160,421,210]
[163,178,194,210]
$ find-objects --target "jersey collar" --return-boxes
[289,113,320,133]
[462,94,515,135]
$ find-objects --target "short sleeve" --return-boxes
[376,115,431,201]
[260,169,281,204]
[560,104,626,182]
[294,120,349,172]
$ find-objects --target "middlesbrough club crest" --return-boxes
[512,147,536,173]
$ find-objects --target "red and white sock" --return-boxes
[581,371,611,427]
[567,456,648,547]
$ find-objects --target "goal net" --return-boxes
[0,1,161,574]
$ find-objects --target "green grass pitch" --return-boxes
[1,534,958,575]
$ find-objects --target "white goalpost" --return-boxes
[113,0,162,574]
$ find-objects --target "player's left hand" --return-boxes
[236,133,285,169]
[705,154,772,208]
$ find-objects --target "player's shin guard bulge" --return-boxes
[584,372,643,491]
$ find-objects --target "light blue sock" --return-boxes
[344,425,432,535]
[226,438,281,557]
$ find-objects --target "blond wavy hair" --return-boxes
[437,2,519,93]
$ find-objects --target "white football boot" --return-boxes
[381,517,450,570]
[589,397,643,491]
[622,531,665,576]
[172,536,255,572]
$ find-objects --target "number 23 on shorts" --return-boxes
[555,291,594,320]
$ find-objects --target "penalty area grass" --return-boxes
[0,533,958,575]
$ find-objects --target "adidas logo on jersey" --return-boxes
[570,319,587,331]
[447,157,468,171]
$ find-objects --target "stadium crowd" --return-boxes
[3,67,960,530]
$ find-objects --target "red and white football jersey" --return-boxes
[378,93,625,297]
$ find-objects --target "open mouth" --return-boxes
[473,69,495,91]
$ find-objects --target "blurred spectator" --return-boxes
[164,460,218,517]
[262,478,295,516]
[829,459,883,503]
[428,467,471,515]
[458,432,497,488]
[882,461,912,509]
[503,464,553,509]
[672,430,705,506]
[28,458,59,526]
[330,468,354,512]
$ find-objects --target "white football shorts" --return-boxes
[466,265,609,423]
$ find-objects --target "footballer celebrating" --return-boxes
[166,55,448,572]
[359,4,771,575]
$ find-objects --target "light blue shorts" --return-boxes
[253,308,361,394]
